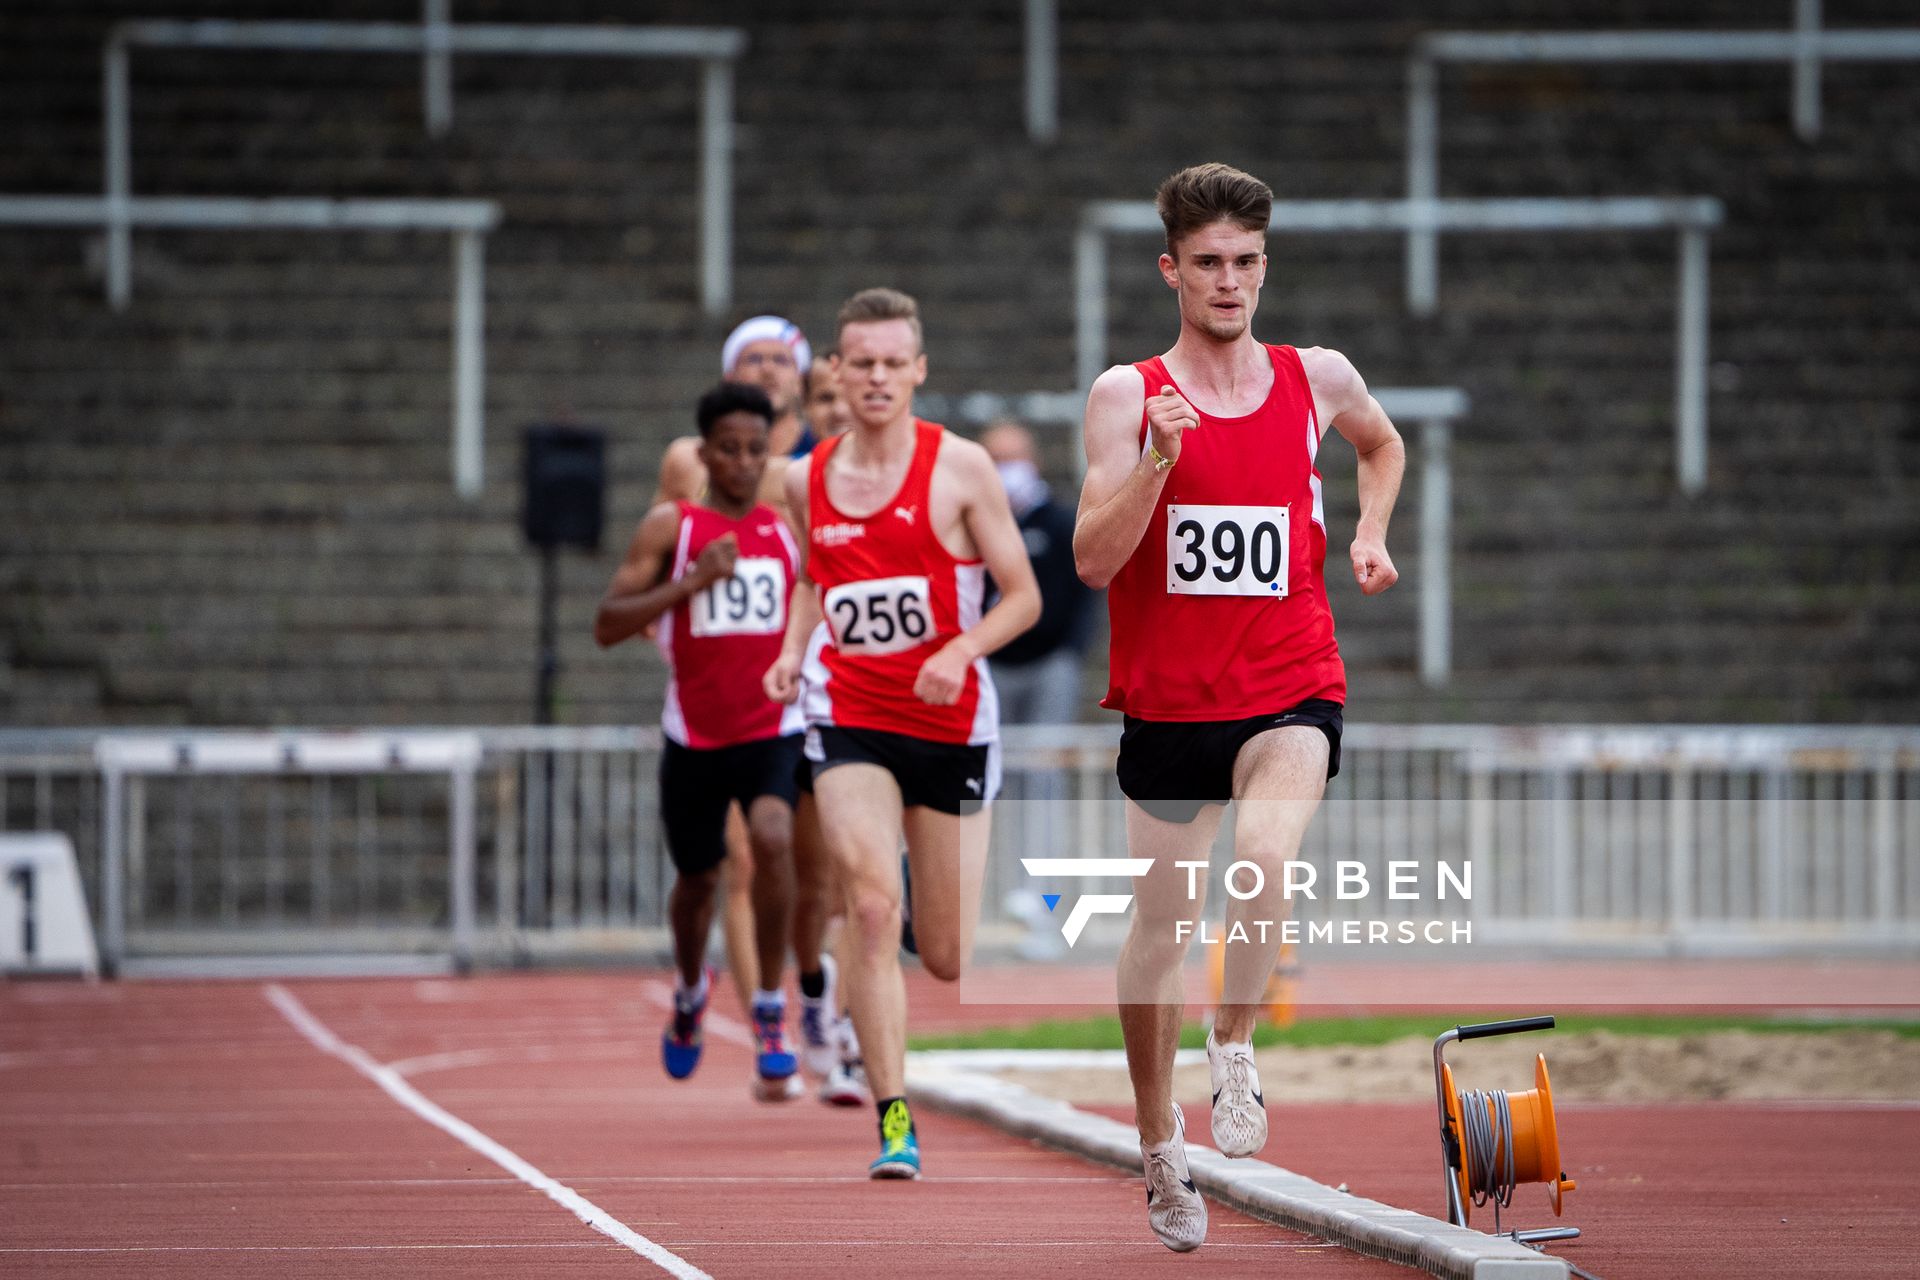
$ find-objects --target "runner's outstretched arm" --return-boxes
[1072,365,1199,589]
[594,503,733,647]
[1301,347,1404,596]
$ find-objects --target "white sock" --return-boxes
[752,987,784,1011]
[675,968,709,1007]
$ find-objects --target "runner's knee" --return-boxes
[845,882,901,948]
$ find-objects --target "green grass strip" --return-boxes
[910,1011,1920,1052]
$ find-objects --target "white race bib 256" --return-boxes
[689,556,786,637]
[1165,504,1289,597]
[824,575,933,656]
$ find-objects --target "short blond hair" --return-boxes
[837,287,923,350]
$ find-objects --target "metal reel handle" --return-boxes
[1455,1015,1555,1041]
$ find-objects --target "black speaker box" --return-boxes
[522,424,607,552]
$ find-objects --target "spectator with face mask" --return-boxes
[980,419,1095,723]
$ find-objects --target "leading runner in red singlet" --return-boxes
[595,382,807,1102]
[1073,165,1406,1252]
[764,287,1040,1181]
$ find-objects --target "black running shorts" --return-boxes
[659,733,803,876]
[1115,699,1344,825]
[805,725,999,816]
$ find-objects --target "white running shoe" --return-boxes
[1206,1028,1268,1158]
[799,954,840,1077]
[820,1057,868,1106]
[819,1014,868,1106]
[1141,1102,1207,1252]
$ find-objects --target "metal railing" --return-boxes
[1075,196,1720,495]
[0,194,498,499]
[4,724,1915,975]
[104,10,745,316]
[1403,2,1920,320]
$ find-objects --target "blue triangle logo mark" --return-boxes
[1042,894,1061,912]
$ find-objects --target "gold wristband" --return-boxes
[1147,443,1175,472]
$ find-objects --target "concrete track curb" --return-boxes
[907,1056,1567,1279]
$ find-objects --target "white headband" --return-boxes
[722,315,811,376]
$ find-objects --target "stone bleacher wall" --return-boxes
[2,0,1915,727]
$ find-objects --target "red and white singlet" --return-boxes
[656,500,805,749]
[802,420,998,745]
[1103,344,1346,719]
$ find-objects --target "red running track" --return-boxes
[1,974,1412,1279]
[1079,1097,1920,1279]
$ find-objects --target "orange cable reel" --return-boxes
[1433,1016,1578,1244]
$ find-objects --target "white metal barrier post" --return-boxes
[103,34,132,311]
[701,56,735,318]
[1795,0,1824,140]
[1676,224,1711,495]
[453,226,487,497]
[1026,0,1059,143]
[423,0,453,136]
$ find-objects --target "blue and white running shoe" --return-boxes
[661,971,708,1080]
[752,999,800,1101]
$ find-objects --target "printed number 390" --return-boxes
[1166,505,1289,598]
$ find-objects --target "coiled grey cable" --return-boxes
[1459,1088,1517,1211]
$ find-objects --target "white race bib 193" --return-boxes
[1165,504,1289,597]
[823,575,933,656]
[689,556,786,637]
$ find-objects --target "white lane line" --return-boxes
[262,983,712,1280]
[5,1240,1326,1254]
[647,1240,1335,1250]
[1,1243,616,1255]
[387,1042,638,1078]
[4,1173,1130,1192]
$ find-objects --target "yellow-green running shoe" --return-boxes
[869,1098,921,1180]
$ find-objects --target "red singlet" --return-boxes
[802,420,998,745]
[657,500,805,749]
[1103,344,1346,719]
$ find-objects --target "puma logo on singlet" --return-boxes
[893,505,917,526]
[756,523,778,537]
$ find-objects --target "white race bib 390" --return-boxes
[824,575,933,656]
[1165,504,1289,597]
[689,556,786,637]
